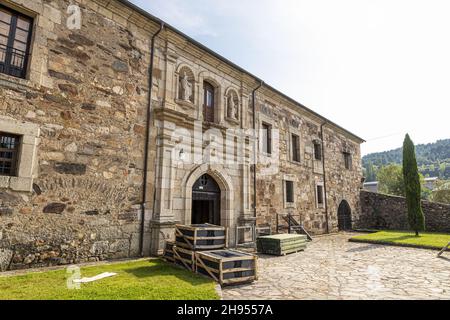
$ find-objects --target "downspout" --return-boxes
[252,81,263,218]
[320,121,329,233]
[140,22,164,257]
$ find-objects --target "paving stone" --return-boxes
[222,233,450,300]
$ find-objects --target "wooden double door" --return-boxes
[192,174,221,226]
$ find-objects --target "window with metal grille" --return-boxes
[0,132,20,176]
[262,123,272,154]
[291,134,300,162]
[285,180,294,203]
[344,152,352,170]
[0,5,33,79]
[314,142,322,160]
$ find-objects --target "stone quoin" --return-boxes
[0,0,364,271]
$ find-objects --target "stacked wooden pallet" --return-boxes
[196,249,258,286]
[162,224,257,286]
[257,234,308,256]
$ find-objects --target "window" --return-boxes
[203,81,215,122]
[316,185,324,208]
[0,5,33,78]
[291,134,300,162]
[314,141,322,161]
[285,180,294,203]
[262,123,272,154]
[0,132,20,176]
[344,152,352,170]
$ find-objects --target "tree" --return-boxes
[402,134,425,236]
[364,161,377,182]
[377,164,405,196]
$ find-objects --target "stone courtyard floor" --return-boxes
[222,233,450,300]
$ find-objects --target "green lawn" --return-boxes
[350,231,450,250]
[0,259,219,300]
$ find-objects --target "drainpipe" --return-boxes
[140,22,164,257]
[252,81,263,218]
[320,121,329,233]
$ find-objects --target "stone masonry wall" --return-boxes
[357,191,450,232]
[0,0,164,271]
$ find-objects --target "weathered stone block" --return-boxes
[54,163,87,175]
[43,203,66,214]
[0,249,13,271]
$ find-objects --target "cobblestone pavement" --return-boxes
[222,233,450,300]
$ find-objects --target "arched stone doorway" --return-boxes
[192,174,221,225]
[338,200,352,231]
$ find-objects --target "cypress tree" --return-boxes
[402,134,425,236]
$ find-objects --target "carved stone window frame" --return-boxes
[287,123,302,165]
[257,110,277,159]
[0,116,39,192]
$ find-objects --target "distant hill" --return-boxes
[363,139,450,181]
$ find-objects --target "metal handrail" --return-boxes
[0,44,28,78]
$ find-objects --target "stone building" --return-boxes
[0,0,364,270]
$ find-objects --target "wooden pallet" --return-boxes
[173,246,196,271]
[196,249,258,286]
[175,224,227,251]
[257,234,308,256]
[163,241,176,263]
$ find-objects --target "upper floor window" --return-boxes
[0,5,33,79]
[0,132,20,176]
[291,134,300,162]
[203,81,215,122]
[261,122,272,155]
[344,152,352,170]
[313,141,322,161]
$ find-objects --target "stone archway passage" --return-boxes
[338,200,352,231]
[192,174,221,225]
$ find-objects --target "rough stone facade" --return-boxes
[357,191,450,232]
[0,0,364,270]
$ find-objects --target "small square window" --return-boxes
[0,132,20,176]
[285,180,294,203]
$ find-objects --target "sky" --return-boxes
[131,0,450,156]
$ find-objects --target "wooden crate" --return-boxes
[257,234,308,256]
[196,249,258,286]
[163,241,175,263]
[175,224,227,251]
[173,246,195,271]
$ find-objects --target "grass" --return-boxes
[0,259,219,300]
[350,230,450,250]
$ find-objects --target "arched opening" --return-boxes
[192,174,221,225]
[338,200,352,231]
[203,81,215,122]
